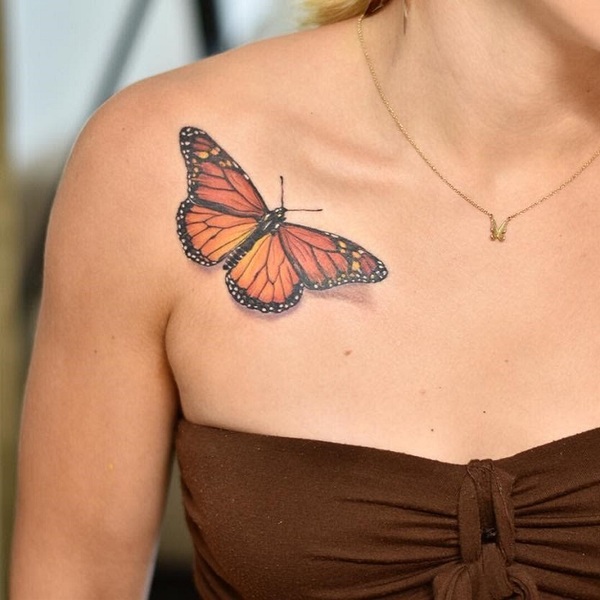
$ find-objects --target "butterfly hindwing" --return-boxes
[225,233,304,313]
[177,200,259,266]
[278,224,388,290]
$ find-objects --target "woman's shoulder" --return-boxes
[86,20,357,147]
[70,17,366,234]
[53,20,361,318]
[71,24,353,207]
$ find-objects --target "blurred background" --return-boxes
[0,1,298,597]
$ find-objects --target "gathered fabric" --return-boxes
[433,460,539,599]
[176,421,600,599]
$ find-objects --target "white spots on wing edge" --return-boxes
[225,276,303,313]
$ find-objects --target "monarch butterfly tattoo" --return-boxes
[176,127,388,313]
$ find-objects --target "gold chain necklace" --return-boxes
[357,13,600,242]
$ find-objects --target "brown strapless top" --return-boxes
[175,420,600,599]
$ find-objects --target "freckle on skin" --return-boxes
[344,350,352,356]
[430,428,434,432]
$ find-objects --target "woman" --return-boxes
[10,0,600,598]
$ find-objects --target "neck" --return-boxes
[361,0,600,201]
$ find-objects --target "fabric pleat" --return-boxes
[176,421,600,599]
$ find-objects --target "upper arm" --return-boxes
[11,83,182,599]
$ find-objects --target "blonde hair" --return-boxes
[300,0,371,27]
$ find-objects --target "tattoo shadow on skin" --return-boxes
[235,284,379,322]
[310,284,377,306]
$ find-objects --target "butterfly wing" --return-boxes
[225,224,387,313]
[177,127,268,265]
[225,233,304,313]
[177,201,260,266]
[278,224,388,289]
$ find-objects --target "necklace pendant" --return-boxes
[490,215,509,242]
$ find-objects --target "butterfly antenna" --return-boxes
[278,175,322,213]
[279,176,285,208]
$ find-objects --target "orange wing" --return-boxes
[177,127,268,265]
[177,201,259,266]
[225,233,303,313]
[278,224,388,289]
[224,224,388,313]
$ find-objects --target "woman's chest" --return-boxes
[166,181,600,462]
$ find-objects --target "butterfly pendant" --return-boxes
[489,215,509,242]
[176,127,388,313]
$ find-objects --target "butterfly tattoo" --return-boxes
[176,127,388,313]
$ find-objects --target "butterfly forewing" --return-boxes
[180,127,268,217]
[278,224,388,289]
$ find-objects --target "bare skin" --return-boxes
[11,0,600,597]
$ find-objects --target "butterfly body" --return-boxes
[223,206,287,271]
[177,127,388,313]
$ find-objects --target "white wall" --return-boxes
[5,0,296,176]
[218,0,297,47]
[5,0,199,174]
